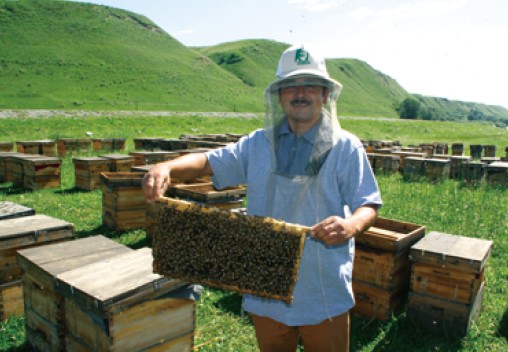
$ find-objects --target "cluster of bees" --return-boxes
[152,201,306,303]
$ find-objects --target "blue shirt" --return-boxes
[206,126,382,325]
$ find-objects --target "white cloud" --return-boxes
[288,0,346,12]
[349,6,373,21]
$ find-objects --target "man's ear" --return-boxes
[323,88,330,103]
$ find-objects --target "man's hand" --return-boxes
[311,205,378,246]
[142,163,171,203]
[311,216,357,246]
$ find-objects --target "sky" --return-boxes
[75,0,507,109]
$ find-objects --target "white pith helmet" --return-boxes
[266,44,342,96]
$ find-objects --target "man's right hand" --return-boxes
[142,163,171,203]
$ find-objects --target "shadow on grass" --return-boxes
[498,307,508,339]
[351,312,463,351]
[214,291,243,317]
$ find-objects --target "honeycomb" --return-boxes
[152,198,307,303]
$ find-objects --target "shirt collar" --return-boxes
[278,116,322,144]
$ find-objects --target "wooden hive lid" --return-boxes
[0,201,35,221]
[16,235,132,288]
[410,231,493,273]
[169,182,246,202]
[100,153,135,161]
[0,214,74,250]
[72,156,109,163]
[486,161,508,170]
[100,171,145,187]
[55,247,185,316]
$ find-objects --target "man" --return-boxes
[143,44,382,352]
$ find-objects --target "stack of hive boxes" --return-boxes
[73,157,111,191]
[57,138,91,156]
[22,156,62,190]
[16,140,56,157]
[1,203,73,322]
[100,172,147,230]
[0,201,35,321]
[100,154,135,172]
[408,231,492,336]
[352,217,425,320]
[17,236,195,351]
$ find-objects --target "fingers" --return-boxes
[142,168,170,203]
[311,216,351,246]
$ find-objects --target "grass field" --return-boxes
[1,115,507,351]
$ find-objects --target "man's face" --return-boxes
[279,78,329,124]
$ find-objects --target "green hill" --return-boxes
[0,0,259,111]
[1,0,507,120]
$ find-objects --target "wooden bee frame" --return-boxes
[153,197,308,303]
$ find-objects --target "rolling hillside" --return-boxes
[1,0,507,120]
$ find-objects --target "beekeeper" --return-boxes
[143,44,382,352]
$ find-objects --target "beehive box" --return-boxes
[1,215,74,284]
[370,154,400,175]
[408,282,485,336]
[352,280,407,321]
[391,151,426,170]
[16,140,56,157]
[0,201,35,221]
[451,143,464,156]
[133,137,163,151]
[183,139,228,150]
[0,152,23,182]
[461,162,485,185]
[356,217,425,252]
[92,138,126,151]
[153,197,307,303]
[168,182,246,208]
[129,150,177,166]
[73,157,110,191]
[408,231,492,335]
[57,138,92,157]
[0,142,14,152]
[158,138,188,151]
[7,154,42,186]
[17,235,133,352]
[100,154,135,172]
[100,172,146,230]
[55,247,193,352]
[0,280,23,321]
[448,156,471,179]
[485,161,508,186]
[402,157,427,180]
[22,156,62,190]
[353,247,410,291]
[423,158,451,181]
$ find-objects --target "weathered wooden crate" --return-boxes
[158,138,188,151]
[73,157,110,191]
[461,162,485,185]
[133,138,164,151]
[168,182,246,207]
[55,247,193,352]
[370,154,400,175]
[57,138,92,157]
[485,161,508,186]
[153,197,307,303]
[391,151,426,171]
[408,231,492,335]
[448,156,471,179]
[469,145,483,160]
[23,156,62,190]
[410,231,492,274]
[183,139,228,150]
[0,280,23,321]
[352,280,406,321]
[0,201,35,221]
[92,138,126,151]
[100,154,135,172]
[100,172,146,230]
[129,151,177,166]
[356,216,425,252]
[0,142,14,152]
[451,143,464,156]
[1,214,74,284]
[423,158,450,181]
[16,140,57,157]
[17,235,133,352]
[411,263,484,304]
[7,154,42,186]
[402,157,427,180]
[0,152,23,182]
[353,246,410,291]
[408,282,485,336]
[483,145,497,157]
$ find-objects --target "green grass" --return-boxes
[1,115,507,351]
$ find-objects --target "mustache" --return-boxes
[290,98,311,105]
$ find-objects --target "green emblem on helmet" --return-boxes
[295,48,311,65]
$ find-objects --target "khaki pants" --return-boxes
[251,312,350,352]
